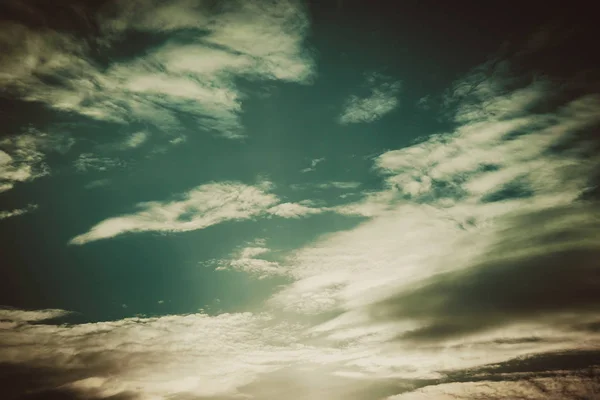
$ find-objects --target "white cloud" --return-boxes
[0,131,71,192]
[0,0,315,138]
[267,202,324,218]
[70,179,338,245]
[317,181,362,189]
[69,181,280,245]
[0,204,38,220]
[271,81,600,318]
[121,131,149,149]
[2,38,599,400]
[227,258,283,276]
[301,157,325,173]
[262,72,600,387]
[84,178,111,189]
[74,153,126,172]
[0,310,355,399]
[0,307,70,324]
[216,245,286,278]
[293,181,362,190]
[339,73,401,124]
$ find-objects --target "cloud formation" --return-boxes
[0,310,369,399]
[267,202,324,218]
[263,58,600,396]
[0,204,37,220]
[0,131,71,193]
[120,131,149,150]
[389,373,600,400]
[301,157,325,173]
[69,181,281,244]
[0,0,315,138]
[339,72,401,124]
[215,243,286,278]
[74,153,126,172]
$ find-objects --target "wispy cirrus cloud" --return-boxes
[69,181,279,245]
[69,181,326,245]
[74,153,126,172]
[2,20,600,400]
[265,58,600,396]
[0,131,72,193]
[0,204,37,220]
[338,72,401,124]
[267,202,325,218]
[215,242,287,278]
[292,181,362,190]
[275,68,600,316]
[0,0,315,139]
[119,131,149,150]
[301,157,325,173]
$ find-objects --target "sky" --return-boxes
[0,1,599,399]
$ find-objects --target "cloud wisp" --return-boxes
[214,242,287,278]
[73,153,126,173]
[69,181,326,245]
[0,204,37,220]
[338,72,402,124]
[0,131,72,193]
[69,181,279,245]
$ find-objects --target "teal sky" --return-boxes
[1,1,599,399]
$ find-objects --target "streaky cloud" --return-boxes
[339,72,401,124]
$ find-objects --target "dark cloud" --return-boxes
[453,350,600,378]
[371,203,600,342]
[0,362,138,400]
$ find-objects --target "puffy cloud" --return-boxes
[339,72,401,124]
